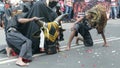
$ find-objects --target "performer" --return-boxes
[4,1,40,66]
[0,0,5,28]
[66,4,108,50]
[6,11,39,66]
[23,0,58,54]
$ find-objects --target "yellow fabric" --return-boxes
[44,22,59,42]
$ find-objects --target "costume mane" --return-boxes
[87,4,107,34]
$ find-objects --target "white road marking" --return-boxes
[0,37,120,64]
[0,53,45,64]
[67,37,120,50]
[0,59,17,64]
[60,37,116,49]
[0,57,10,61]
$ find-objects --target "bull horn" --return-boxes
[54,13,68,23]
[35,17,45,27]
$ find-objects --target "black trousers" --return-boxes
[6,30,32,60]
[74,22,93,47]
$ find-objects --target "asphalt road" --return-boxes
[0,19,120,68]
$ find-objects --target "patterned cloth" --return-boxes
[44,22,59,42]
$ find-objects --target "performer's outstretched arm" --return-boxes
[66,17,84,50]
[18,17,40,24]
[101,32,108,47]
[74,17,84,24]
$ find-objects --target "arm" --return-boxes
[74,17,84,24]
[66,29,76,50]
[18,17,39,24]
[71,17,84,30]
[101,32,108,47]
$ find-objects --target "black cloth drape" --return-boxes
[22,1,58,54]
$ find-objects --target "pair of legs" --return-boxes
[65,5,73,21]
[66,22,94,50]
[74,31,84,45]
[110,6,117,19]
[0,20,4,28]
[66,23,108,50]
[6,30,32,66]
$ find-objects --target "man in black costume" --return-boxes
[4,0,40,66]
[22,0,58,54]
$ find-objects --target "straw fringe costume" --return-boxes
[74,4,108,46]
[87,4,107,34]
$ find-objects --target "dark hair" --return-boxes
[22,2,32,12]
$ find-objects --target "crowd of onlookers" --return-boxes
[48,0,120,22]
[1,0,120,27]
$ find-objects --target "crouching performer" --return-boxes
[5,10,39,66]
[33,14,68,54]
[66,4,108,50]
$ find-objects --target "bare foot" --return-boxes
[57,47,60,52]
[66,46,70,51]
[103,44,109,47]
[75,37,83,45]
[40,48,45,52]
[56,42,60,52]
[16,60,29,67]
[103,45,109,47]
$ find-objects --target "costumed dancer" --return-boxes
[23,0,58,54]
[66,4,108,50]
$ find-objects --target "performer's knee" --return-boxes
[26,39,32,45]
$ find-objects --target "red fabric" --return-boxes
[11,49,17,56]
[22,58,32,63]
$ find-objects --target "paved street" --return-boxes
[0,19,120,68]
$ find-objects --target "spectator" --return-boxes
[110,0,118,19]
[64,0,74,22]
[0,0,5,28]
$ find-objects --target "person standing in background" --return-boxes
[0,0,5,28]
[64,0,74,22]
[117,0,120,17]
[59,0,65,14]
[110,0,118,19]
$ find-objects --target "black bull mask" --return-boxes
[32,14,68,42]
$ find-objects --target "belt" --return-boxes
[7,27,17,32]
